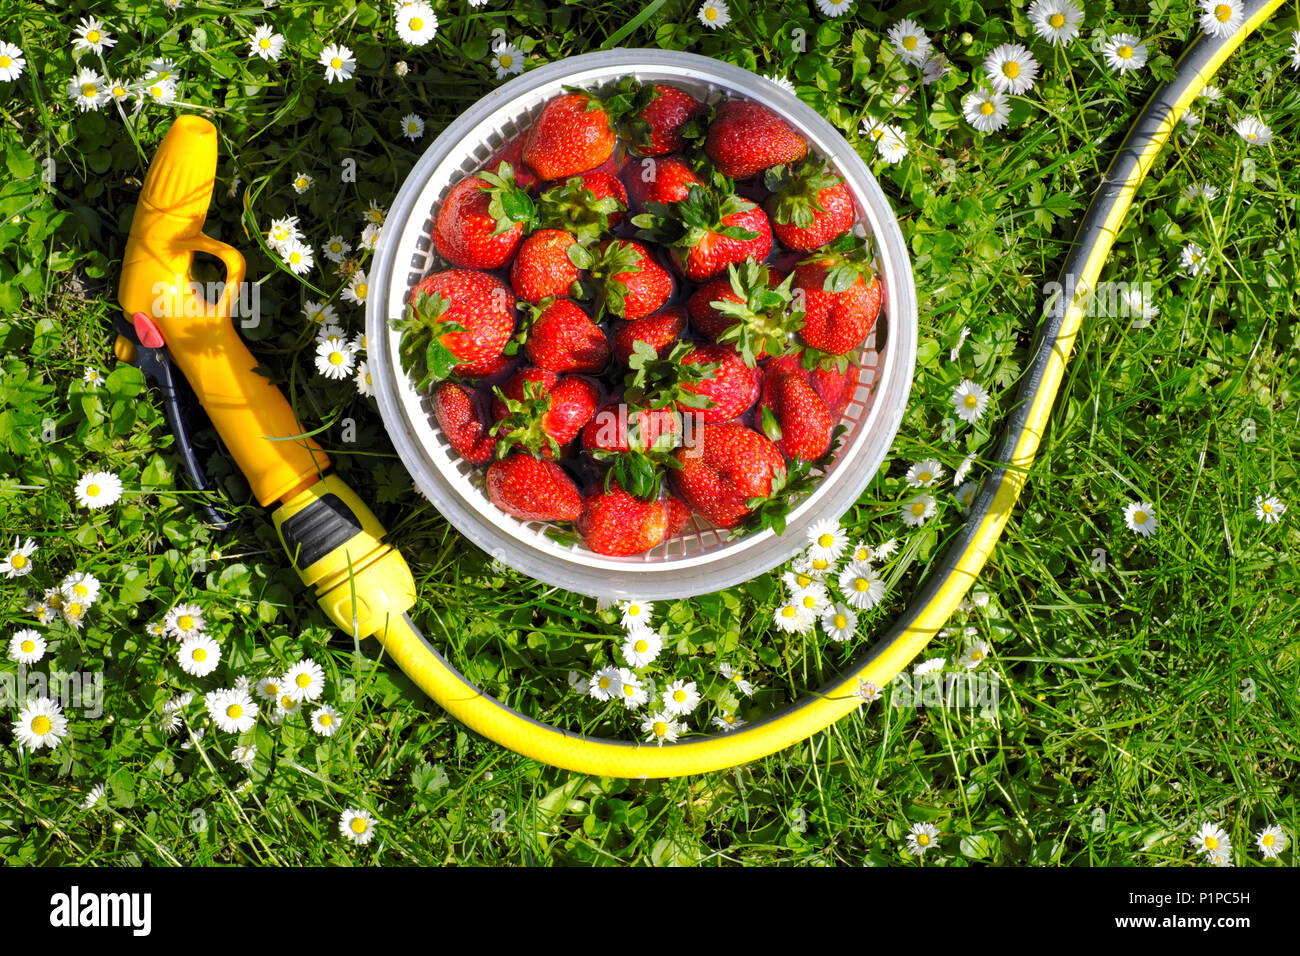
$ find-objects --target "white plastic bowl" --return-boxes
[368,50,917,600]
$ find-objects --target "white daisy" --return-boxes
[83,783,107,809]
[859,117,908,164]
[955,481,978,513]
[773,601,815,634]
[68,68,108,112]
[315,337,356,380]
[717,663,754,696]
[59,572,100,607]
[712,712,746,732]
[493,42,524,79]
[395,1,438,46]
[621,629,663,668]
[206,688,258,733]
[83,366,105,387]
[816,0,854,18]
[906,821,940,856]
[661,679,701,717]
[303,300,339,327]
[958,640,991,669]
[146,59,179,82]
[340,808,376,845]
[914,657,945,676]
[952,453,977,487]
[1191,822,1230,862]
[1292,29,1300,70]
[394,60,410,76]
[697,0,731,30]
[839,562,886,611]
[642,712,681,745]
[1123,500,1157,537]
[1028,0,1083,46]
[845,541,873,565]
[905,459,945,488]
[14,697,68,750]
[900,493,936,528]
[619,600,654,632]
[615,668,649,709]
[1182,182,1219,202]
[1254,494,1286,524]
[363,201,387,226]
[62,599,89,631]
[1255,825,1287,860]
[984,43,1038,96]
[792,582,830,617]
[1181,242,1208,276]
[342,269,369,305]
[232,744,258,768]
[920,53,951,85]
[360,222,382,251]
[354,361,375,397]
[782,565,821,593]
[952,380,990,423]
[806,519,848,563]
[255,676,284,702]
[856,679,882,703]
[1200,84,1223,102]
[763,73,796,95]
[886,18,932,66]
[1102,34,1148,73]
[1121,285,1160,326]
[587,665,621,702]
[323,235,351,263]
[270,693,301,723]
[74,470,123,508]
[177,634,220,677]
[962,88,1011,134]
[1,537,37,578]
[72,16,116,55]
[292,172,314,194]
[0,42,27,83]
[283,658,326,702]
[164,603,205,640]
[1233,116,1273,147]
[8,629,46,664]
[400,112,425,141]
[821,603,858,642]
[1199,0,1244,39]
[311,704,341,736]
[320,43,356,84]
[568,671,589,695]
[249,24,285,61]
[140,79,177,105]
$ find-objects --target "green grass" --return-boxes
[0,0,1297,865]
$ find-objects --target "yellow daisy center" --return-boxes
[1204,836,1218,850]
[351,818,368,834]
[151,86,163,97]
[260,38,271,49]
[634,639,648,653]
[178,615,194,630]
[267,683,279,696]
[1134,511,1147,524]
[797,574,812,587]
[282,695,296,709]
[410,17,423,29]
[598,677,610,689]
[1049,13,1065,28]
[66,602,83,617]
[781,606,796,618]
[331,57,343,69]
[853,578,869,592]
[817,533,834,547]
[320,713,333,726]
[113,85,126,97]
[296,673,311,688]
[833,614,847,628]
[80,81,97,97]
[911,503,925,516]
[21,639,35,653]
[1002,61,1020,79]
[355,283,368,299]
[724,715,735,723]
[673,689,686,703]
[971,650,984,661]
[918,471,932,483]
[1117,45,1133,59]
[705,8,717,20]
[11,554,27,569]
[226,704,242,719]
[622,684,636,696]
[653,721,667,736]
[812,558,828,570]
[1246,133,1256,141]
[1215,5,1231,22]
[499,54,513,67]
[802,595,816,609]
[1262,833,1275,846]
[980,102,995,115]
[87,30,101,43]
[902,36,917,51]
[965,394,978,408]
[1263,503,1273,513]
[0,56,11,68]
[917,833,930,846]
[32,715,51,735]
[192,648,207,662]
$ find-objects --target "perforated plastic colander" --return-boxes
[367,50,918,601]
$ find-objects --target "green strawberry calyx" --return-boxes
[623,340,718,412]
[709,259,801,367]
[763,159,843,228]
[477,162,537,237]
[489,378,562,460]
[631,183,759,251]
[587,239,646,320]
[391,289,468,389]
[536,177,624,245]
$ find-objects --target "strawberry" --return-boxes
[808,360,860,419]
[454,352,515,380]
[582,402,681,455]
[576,483,670,556]
[764,161,856,252]
[486,133,540,191]
[623,155,704,212]
[678,344,759,423]
[792,255,882,356]
[491,368,600,458]
[487,453,582,522]
[510,229,588,303]
[633,184,772,281]
[664,494,693,537]
[395,270,516,388]
[610,80,707,157]
[704,100,807,180]
[535,173,627,244]
[432,165,535,269]
[432,382,497,465]
[523,91,616,181]
[669,422,786,528]
[758,371,832,461]
[686,260,798,365]
[523,298,610,374]
[610,305,686,364]
[588,239,673,320]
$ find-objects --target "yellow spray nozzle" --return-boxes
[136,114,222,236]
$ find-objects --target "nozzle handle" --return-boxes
[188,232,247,320]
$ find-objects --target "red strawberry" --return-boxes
[808,360,860,419]
[611,306,686,364]
[617,82,706,156]
[576,484,670,556]
[589,239,673,320]
[670,422,786,528]
[523,92,616,180]
[432,382,497,464]
[633,185,772,282]
[524,299,610,374]
[581,402,681,454]
[510,229,586,303]
[492,369,599,457]
[535,173,627,243]
[487,453,582,522]
[454,352,515,380]
[664,494,693,537]
[485,134,540,191]
[764,162,856,252]
[686,261,797,365]
[397,270,516,387]
[705,100,807,180]
[432,167,534,269]
[623,155,704,212]
[792,258,882,355]
[678,344,759,424]
[759,372,832,461]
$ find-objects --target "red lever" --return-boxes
[132,311,166,349]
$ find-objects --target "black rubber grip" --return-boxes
[280,494,364,570]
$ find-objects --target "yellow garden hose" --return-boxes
[369,1,1284,777]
